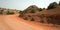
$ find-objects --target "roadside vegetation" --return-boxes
[0,1,60,25]
[0,8,20,15]
[19,1,60,25]
[7,10,14,15]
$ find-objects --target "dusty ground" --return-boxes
[0,14,60,30]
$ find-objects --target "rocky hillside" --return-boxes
[19,3,60,25]
[23,5,39,13]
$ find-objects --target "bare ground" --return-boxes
[0,14,60,30]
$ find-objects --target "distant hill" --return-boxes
[0,8,20,14]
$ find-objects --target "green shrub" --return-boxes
[39,8,42,11]
[47,2,58,9]
[59,1,60,5]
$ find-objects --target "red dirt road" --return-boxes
[0,15,60,30]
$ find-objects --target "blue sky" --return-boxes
[0,0,60,10]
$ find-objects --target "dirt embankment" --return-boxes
[0,14,60,30]
[19,5,60,25]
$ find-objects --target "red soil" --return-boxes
[0,14,60,30]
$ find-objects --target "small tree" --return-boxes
[0,10,3,14]
[47,2,57,9]
[39,8,42,11]
[59,1,60,5]
[19,11,23,14]
[43,8,45,10]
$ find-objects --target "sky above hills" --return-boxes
[0,0,60,10]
